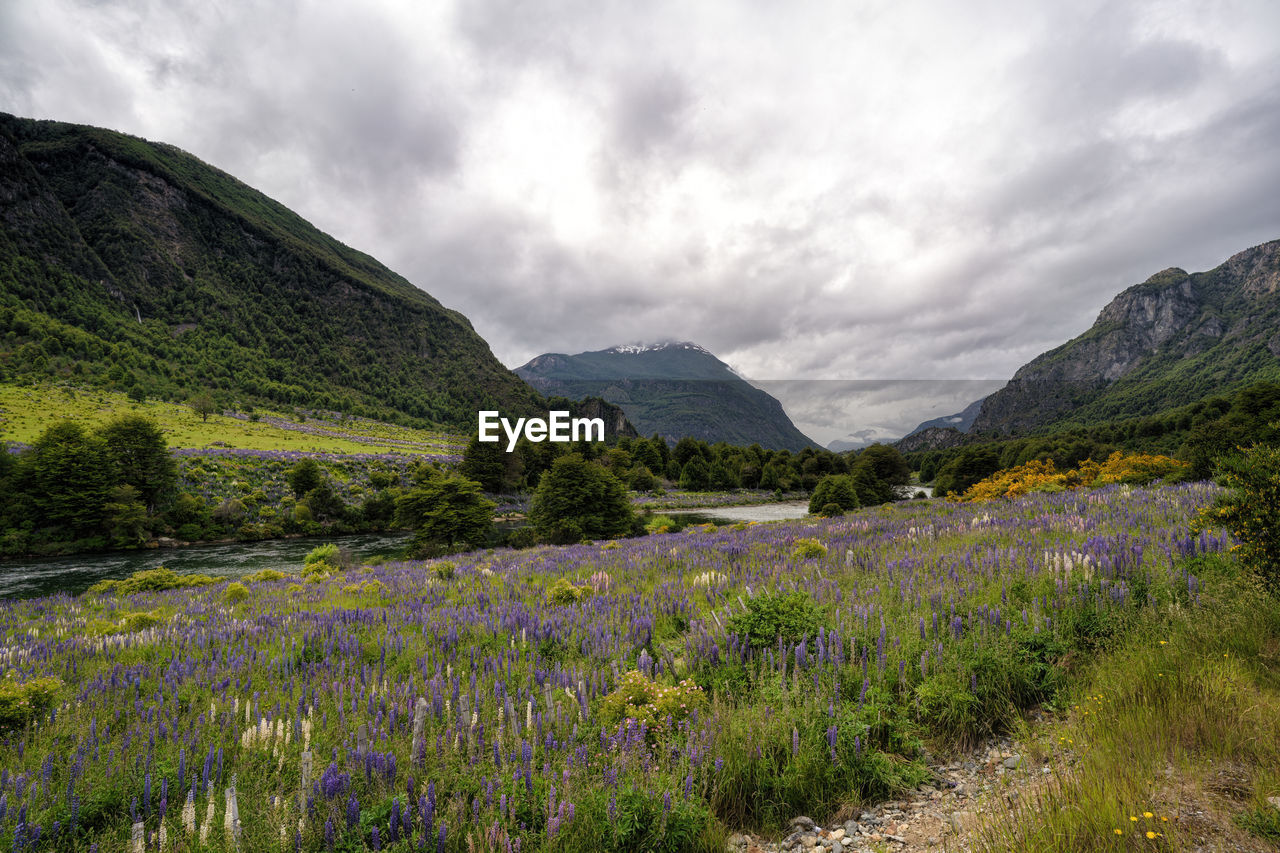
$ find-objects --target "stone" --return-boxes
[829,842,843,853]
[727,833,750,849]
[790,816,816,829]
[1002,755,1022,769]
[1268,796,1280,811]
[950,811,977,834]
[829,828,845,841]
[799,835,817,847]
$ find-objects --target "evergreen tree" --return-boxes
[679,456,711,491]
[809,474,860,515]
[529,455,633,544]
[461,436,507,493]
[97,415,175,509]
[287,458,324,498]
[394,470,495,556]
[25,421,116,538]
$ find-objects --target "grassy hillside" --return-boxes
[0,113,544,428]
[0,384,462,456]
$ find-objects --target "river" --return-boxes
[0,532,414,600]
[0,500,852,600]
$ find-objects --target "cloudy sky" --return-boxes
[3,0,1279,444]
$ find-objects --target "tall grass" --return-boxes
[977,554,1280,852]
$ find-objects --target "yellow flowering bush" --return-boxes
[597,669,706,732]
[957,459,1062,502]
[1094,451,1187,486]
[954,452,1189,502]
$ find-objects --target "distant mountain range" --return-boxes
[972,239,1280,433]
[905,397,985,437]
[826,429,900,453]
[514,342,818,450]
[0,113,543,428]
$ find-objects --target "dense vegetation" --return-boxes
[913,380,1280,494]
[0,412,441,556]
[0,113,544,428]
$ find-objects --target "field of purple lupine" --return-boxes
[0,482,1228,852]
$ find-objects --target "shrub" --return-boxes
[88,567,217,596]
[302,561,336,581]
[530,455,634,544]
[1094,450,1188,486]
[0,676,61,730]
[223,582,250,604]
[791,538,827,559]
[1195,445,1280,593]
[394,470,495,556]
[808,474,859,515]
[244,569,286,583]
[547,577,587,605]
[305,543,339,566]
[117,611,163,633]
[597,670,706,732]
[817,502,844,518]
[645,515,677,534]
[726,591,825,649]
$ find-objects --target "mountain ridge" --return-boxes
[0,113,544,428]
[514,342,818,450]
[972,239,1280,434]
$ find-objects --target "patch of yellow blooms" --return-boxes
[953,452,1188,502]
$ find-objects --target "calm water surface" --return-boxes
[0,532,413,600]
[665,500,812,524]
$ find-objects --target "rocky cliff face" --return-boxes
[972,240,1280,433]
[894,426,967,453]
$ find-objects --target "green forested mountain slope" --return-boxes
[515,342,818,450]
[0,113,543,427]
[972,239,1280,434]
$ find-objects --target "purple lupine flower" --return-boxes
[346,794,360,830]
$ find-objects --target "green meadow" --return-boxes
[0,384,462,456]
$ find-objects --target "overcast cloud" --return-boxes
[3,0,1278,443]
